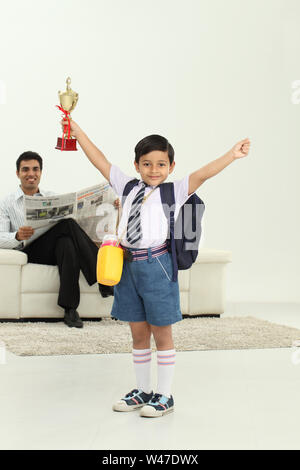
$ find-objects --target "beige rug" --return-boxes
[0,316,300,356]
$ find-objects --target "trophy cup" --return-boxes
[55,77,78,151]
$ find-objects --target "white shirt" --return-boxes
[109,165,193,248]
[0,186,55,249]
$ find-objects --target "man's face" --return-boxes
[16,159,42,193]
[134,150,175,186]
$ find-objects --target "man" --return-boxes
[0,151,115,328]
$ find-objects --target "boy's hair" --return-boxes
[16,151,43,172]
[134,134,175,165]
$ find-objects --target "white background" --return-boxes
[0,0,299,302]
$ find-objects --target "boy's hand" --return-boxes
[61,119,82,138]
[113,198,120,209]
[231,138,251,159]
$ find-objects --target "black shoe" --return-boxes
[64,309,83,328]
[98,283,114,298]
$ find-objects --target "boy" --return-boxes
[63,118,250,416]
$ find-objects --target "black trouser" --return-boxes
[22,218,112,310]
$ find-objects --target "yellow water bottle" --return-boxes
[97,234,124,286]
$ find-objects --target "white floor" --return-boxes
[0,302,300,451]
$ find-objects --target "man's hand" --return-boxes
[16,226,35,241]
[231,138,251,159]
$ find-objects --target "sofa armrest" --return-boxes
[0,248,28,265]
[194,249,232,264]
[0,249,27,319]
[188,249,232,315]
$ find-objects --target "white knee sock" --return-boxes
[156,349,176,398]
[132,348,152,394]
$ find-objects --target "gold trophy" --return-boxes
[55,77,79,151]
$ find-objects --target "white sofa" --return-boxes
[0,248,231,320]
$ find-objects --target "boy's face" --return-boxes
[134,151,175,187]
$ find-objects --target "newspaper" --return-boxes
[24,182,119,245]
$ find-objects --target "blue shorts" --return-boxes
[110,246,182,327]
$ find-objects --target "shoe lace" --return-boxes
[150,393,163,404]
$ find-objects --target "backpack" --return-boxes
[122,179,205,281]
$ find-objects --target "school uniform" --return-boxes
[109,165,192,326]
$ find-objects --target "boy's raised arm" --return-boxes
[64,120,111,182]
[188,138,251,195]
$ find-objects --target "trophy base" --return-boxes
[55,137,77,151]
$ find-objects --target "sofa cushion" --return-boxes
[21,292,113,318]
[22,263,191,294]
[21,263,100,293]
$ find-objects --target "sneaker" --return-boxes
[112,389,153,412]
[64,309,83,328]
[140,393,174,418]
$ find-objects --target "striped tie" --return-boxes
[126,183,146,244]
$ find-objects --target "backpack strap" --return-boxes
[159,182,178,282]
[122,178,139,206]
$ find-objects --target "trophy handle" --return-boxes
[71,93,79,111]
